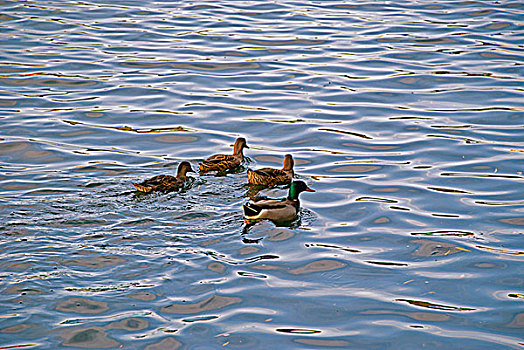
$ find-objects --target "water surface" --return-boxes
[1,0,523,349]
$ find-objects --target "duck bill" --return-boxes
[305,186,315,192]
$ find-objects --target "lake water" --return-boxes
[1,0,523,349]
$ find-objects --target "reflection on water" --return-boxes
[60,327,119,348]
[56,297,109,314]
[1,0,523,348]
[162,295,242,315]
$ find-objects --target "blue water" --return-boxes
[1,0,523,349]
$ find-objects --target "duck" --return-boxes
[247,154,294,186]
[133,161,195,193]
[243,180,315,222]
[199,137,249,173]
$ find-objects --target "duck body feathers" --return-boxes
[247,154,294,186]
[199,137,249,174]
[199,154,242,173]
[247,168,292,186]
[133,175,185,193]
[243,198,299,222]
[133,161,195,193]
[243,180,314,223]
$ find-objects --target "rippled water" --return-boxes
[1,0,523,348]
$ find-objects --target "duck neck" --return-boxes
[287,186,299,200]
[177,169,187,179]
[282,158,294,172]
[234,146,244,159]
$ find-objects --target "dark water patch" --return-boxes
[329,165,382,174]
[431,213,461,218]
[60,327,119,348]
[396,298,476,312]
[427,186,471,194]
[4,284,46,295]
[411,230,476,237]
[116,218,157,227]
[61,119,196,136]
[2,262,33,271]
[62,255,125,269]
[366,261,409,267]
[441,172,524,180]
[265,228,295,242]
[0,77,98,88]
[411,240,470,257]
[126,291,157,301]
[155,135,198,143]
[64,281,153,293]
[161,295,241,315]
[507,313,524,328]
[389,205,411,212]
[144,337,182,350]
[106,317,148,331]
[361,309,451,322]
[475,245,523,256]
[476,199,524,206]
[207,262,226,274]
[305,243,361,254]
[276,328,321,334]
[356,196,398,204]
[0,323,32,334]
[56,297,108,314]
[55,218,110,227]
[288,260,346,275]
[240,39,325,46]
[237,271,267,279]
[181,315,219,323]
[498,218,524,226]
[120,61,261,72]
[185,5,221,10]
[342,142,400,151]
[318,127,373,140]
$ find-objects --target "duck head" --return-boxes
[287,180,315,200]
[233,137,249,156]
[177,161,196,178]
[282,154,294,172]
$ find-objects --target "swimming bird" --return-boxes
[133,161,195,193]
[247,154,294,186]
[243,180,315,222]
[199,137,249,173]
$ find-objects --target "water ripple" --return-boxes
[0,0,523,348]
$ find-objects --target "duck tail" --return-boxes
[133,183,151,193]
[247,169,257,184]
[243,203,261,217]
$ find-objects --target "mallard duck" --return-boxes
[199,137,249,173]
[133,161,195,193]
[243,180,315,222]
[247,154,294,186]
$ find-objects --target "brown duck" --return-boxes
[247,154,294,186]
[199,137,249,173]
[133,161,195,193]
